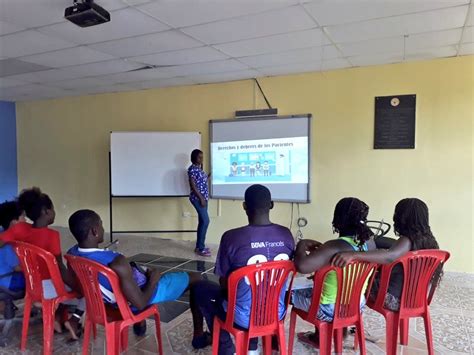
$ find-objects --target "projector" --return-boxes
[65,0,110,28]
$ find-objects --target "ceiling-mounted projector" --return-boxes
[65,0,110,28]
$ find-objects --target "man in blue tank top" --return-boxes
[67,209,202,336]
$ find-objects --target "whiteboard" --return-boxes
[111,132,201,196]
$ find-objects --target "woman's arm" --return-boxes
[295,239,342,274]
[331,236,412,267]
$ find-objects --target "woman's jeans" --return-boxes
[191,199,210,250]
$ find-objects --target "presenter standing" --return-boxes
[188,149,211,257]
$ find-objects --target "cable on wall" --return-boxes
[254,78,273,109]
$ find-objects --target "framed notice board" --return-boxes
[374,95,416,149]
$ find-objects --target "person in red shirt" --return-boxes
[16,187,84,341]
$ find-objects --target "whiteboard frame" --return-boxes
[108,131,200,243]
[208,114,312,203]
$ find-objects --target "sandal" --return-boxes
[64,317,83,342]
[297,331,319,349]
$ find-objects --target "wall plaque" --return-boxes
[374,94,416,149]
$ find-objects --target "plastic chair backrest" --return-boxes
[65,254,135,325]
[373,250,450,314]
[11,241,67,301]
[225,260,295,332]
[307,261,377,325]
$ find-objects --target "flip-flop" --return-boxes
[297,332,319,349]
[64,320,83,342]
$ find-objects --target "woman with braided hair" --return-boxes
[293,197,376,347]
[332,198,442,311]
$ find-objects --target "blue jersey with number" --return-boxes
[214,224,295,328]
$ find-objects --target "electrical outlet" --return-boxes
[182,212,191,218]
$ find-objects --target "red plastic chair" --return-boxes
[11,241,80,355]
[212,260,296,355]
[367,250,450,355]
[288,261,377,355]
[65,254,163,355]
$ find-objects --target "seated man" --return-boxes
[292,197,376,347]
[67,209,201,335]
[0,201,26,318]
[191,185,295,354]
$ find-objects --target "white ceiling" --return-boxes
[0,0,472,101]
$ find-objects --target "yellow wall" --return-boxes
[16,56,473,272]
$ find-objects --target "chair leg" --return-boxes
[105,324,119,355]
[20,296,32,351]
[235,333,248,355]
[318,324,332,355]
[42,301,56,355]
[154,313,163,355]
[287,310,297,355]
[82,320,92,355]
[400,318,409,345]
[385,313,400,355]
[120,326,129,352]
[334,328,343,354]
[356,321,367,355]
[263,335,272,355]
[353,329,359,351]
[212,318,220,355]
[423,311,435,355]
[278,322,288,355]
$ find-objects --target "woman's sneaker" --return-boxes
[195,248,212,257]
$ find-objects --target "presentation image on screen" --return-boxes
[210,115,311,203]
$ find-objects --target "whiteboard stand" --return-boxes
[107,153,197,244]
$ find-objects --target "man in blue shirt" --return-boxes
[191,185,295,354]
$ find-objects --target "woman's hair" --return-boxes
[18,187,53,222]
[393,198,439,251]
[0,200,23,231]
[190,149,203,164]
[394,198,442,287]
[332,197,373,248]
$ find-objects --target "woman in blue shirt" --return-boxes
[188,149,211,257]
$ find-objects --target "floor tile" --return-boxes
[176,260,215,273]
[148,257,189,268]
[128,253,163,264]
[178,289,190,302]
[157,301,190,323]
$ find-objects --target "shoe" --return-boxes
[195,248,211,257]
[133,321,147,337]
[192,331,212,349]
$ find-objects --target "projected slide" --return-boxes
[211,137,308,185]
[210,115,311,202]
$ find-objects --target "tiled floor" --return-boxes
[0,232,472,354]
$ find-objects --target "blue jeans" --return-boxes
[191,199,210,251]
